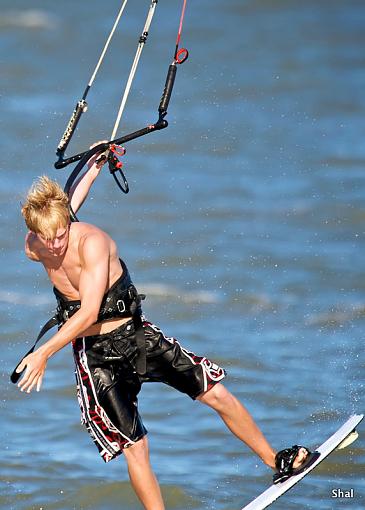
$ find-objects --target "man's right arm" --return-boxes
[17,231,111,393]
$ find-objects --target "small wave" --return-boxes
[0,10,56,29]
[0,290,51,306]
[138,283,220,304]
[306,304,365,327]
[0,285,219,306]
[240,292,277,311]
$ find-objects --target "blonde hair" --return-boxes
[22,176,70,240]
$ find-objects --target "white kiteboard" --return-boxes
[241,414,363,510]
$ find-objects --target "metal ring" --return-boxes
[176,47,189,65]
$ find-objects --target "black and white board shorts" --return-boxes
[72,318,226,462]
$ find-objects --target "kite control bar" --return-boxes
[55,49,187,170]
[61,44,188,211]
[55,0,188,172]
[55,117,168,170]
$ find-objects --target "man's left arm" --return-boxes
[69,141,108,213]
[16,234,110,393]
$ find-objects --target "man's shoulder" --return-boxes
[25,232,41,261]
[73,222,113,253]
[73,221,110,239]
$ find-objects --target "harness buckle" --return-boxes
[117,300,126,313]
[57,305,69,324]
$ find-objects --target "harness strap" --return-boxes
[10,315,59,384]
[129,292,146,375]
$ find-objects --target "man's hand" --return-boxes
[87,140,109,170]
[17,349,48,393]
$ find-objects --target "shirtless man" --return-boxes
[14,148,310,509]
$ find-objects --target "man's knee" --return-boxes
[123,436,150,465]
[197,382,234,410]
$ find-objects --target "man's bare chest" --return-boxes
[43,252,82,299]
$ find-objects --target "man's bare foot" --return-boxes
[270,446,308,471]
[292,446,309,469]
[273,445,313,484]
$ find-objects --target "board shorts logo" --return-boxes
[201,358,225,382]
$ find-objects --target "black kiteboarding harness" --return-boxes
[11,260,146,384]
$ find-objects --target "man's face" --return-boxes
[38,225,70,256]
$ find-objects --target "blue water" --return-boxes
[1,1,364,509]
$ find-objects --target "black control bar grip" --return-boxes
[158,63,177,119]
[56,99,88,156]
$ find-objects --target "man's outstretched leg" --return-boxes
[197,383,276,468]
[123,436,165,510]
[197,383,310,473]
